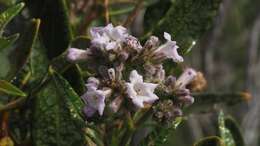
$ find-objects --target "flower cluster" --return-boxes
[67,24,198,122]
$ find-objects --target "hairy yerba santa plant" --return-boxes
[0,0,250,146]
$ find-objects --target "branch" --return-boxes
[123,0,144,28]
[104,0,109,24]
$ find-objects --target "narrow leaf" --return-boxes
[0,80,26,97]
[152,0,221,53]
[143,0,171,32]
[218,112,235,146]
[224,117,245,146]
[52,70,85,119]
[0,34,19,51]
[32,68,85,146]
[6,18,40,80]
[26,0,72,59]
[0,2,25,35]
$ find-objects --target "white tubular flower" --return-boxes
[175,68,197,89]
[67,48,90,62]
[125,70,159,108]
[155,32,184,63]
[90,24,128,51]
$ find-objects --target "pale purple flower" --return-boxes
[175,68,197,89]
[155,32,183,63]
[90,24,128,51]
[82,87,106,117]
[67,48,91,62]
[82,77,111,117]
[104,24,128,42]
[85,77,100,90]
[125,70,159,108]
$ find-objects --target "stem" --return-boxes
[78,1,99,35]
[129,108,153,145]
[123,0,145,28]
[0,97,27,113]
[104,0,109,24]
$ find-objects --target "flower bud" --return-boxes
[85,77,100,90]
[178,95,194,106]
[118,51,129,62]
[125,36,142,51]
[175,88,190,97]
[108,68,116,81]
[67,48,90,62]
[175,68,197,89]
[165,76,176,87]
[109,96,123,113]
[144,36,159,50]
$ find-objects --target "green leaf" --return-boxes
[32,68,85,146]
[194,136,225,146]
[152,0,221,54]
[50,54,86,95]
[0,80,26,97]
[52,70,85,119]
[25,0,72,59]
[0,34,19,51]
[62,65,86,95]
[7,19,40,80]
[0,2,25,35]
[143,0,171,32]
[0,19,40,80]
[29,38,49,85]
[0,3,27,79]
[218,112,235,146]
[224,117,245,146]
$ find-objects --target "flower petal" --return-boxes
[126,83,137,99]
[132,97,145,108]
[129,70,143,83]
[83,106,96,118]
[164,32,172,41]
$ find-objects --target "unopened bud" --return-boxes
[178,95,194,106]
[175,88,190,97]
[175,68,197,89]
[109,96,123,113]
[144,36,159,50]
[125,36,142,51]
[67,48,90,62]
[118,51,129,62]
[108,68,116,81]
